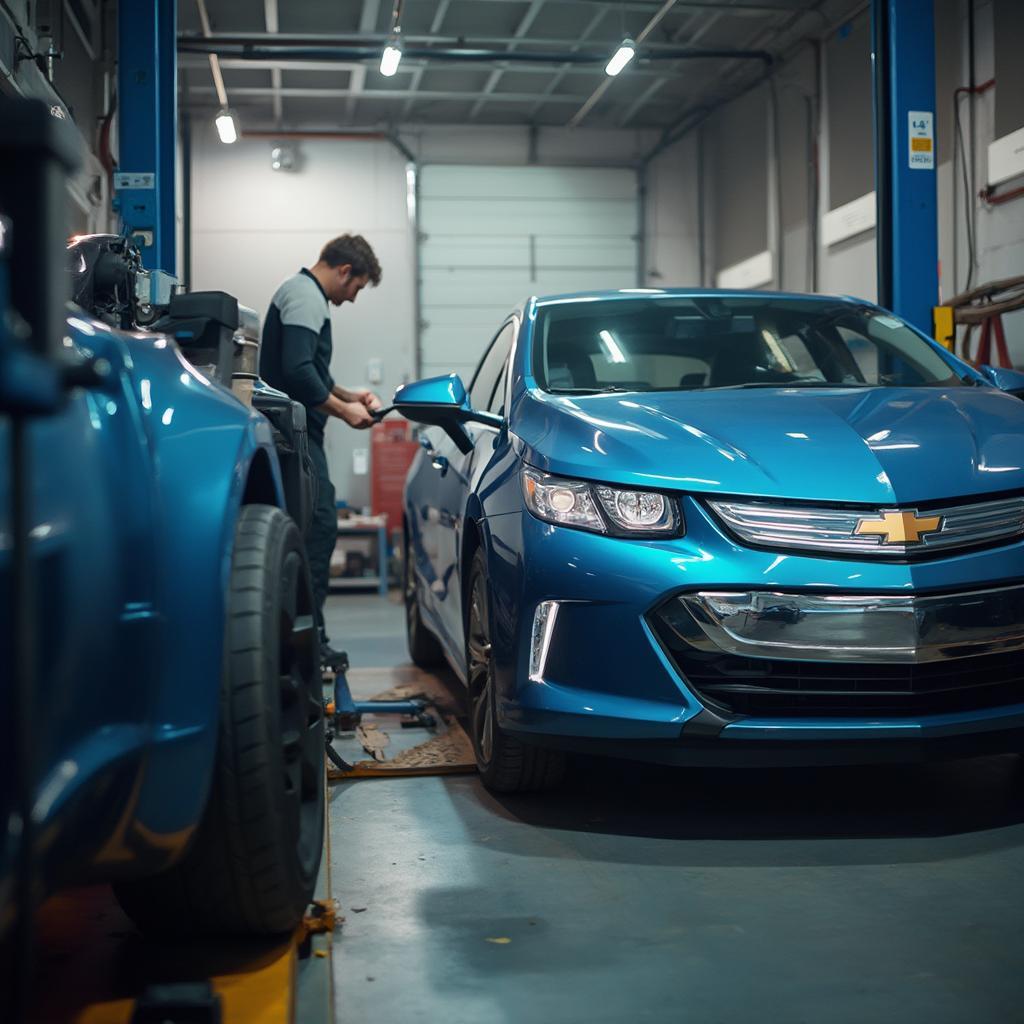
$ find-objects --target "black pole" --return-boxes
[871,0,894,311]
[8,415,36,1024]
[182,110,192,291]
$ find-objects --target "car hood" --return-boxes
[512,386,1024,504]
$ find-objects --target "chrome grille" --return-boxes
[707,494,1024,557]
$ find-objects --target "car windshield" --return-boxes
[532,296,967,393]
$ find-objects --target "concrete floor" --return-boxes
[324,591,1024,1024]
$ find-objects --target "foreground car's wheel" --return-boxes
[115,505,325,935]
[404,530,444,668]
[466,549,566,793]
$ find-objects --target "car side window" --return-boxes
[488,363,508,415]
[469,321,515,410]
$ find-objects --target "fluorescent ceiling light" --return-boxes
[380,42,402,77]
[215,109,238,144]
[605,38,636,77]
[599,330,627,364]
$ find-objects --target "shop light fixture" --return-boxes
[215,109,238,144]
[605,38,636,77]
[380,38,402,77]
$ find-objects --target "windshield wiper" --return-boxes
[705,380,876,390]
[547,386,632,394]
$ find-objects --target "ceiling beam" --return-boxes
[527,7,608,119]
[400,0,450,121]
[568,0,680,128]
[195,0,228,108]
[617,5,722,126]
[264,0,281,123]
[409,0,818,12]
[468,0,545,121]
[346,0,382,123]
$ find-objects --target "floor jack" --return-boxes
[323,650,437,773]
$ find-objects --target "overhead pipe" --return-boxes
[177,38,774,67]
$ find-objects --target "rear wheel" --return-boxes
[466,549,566,793]
[404,529,444,668]
[114,505,325,936]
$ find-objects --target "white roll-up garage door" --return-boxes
[418,165,639,384]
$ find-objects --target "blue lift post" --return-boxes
[116,0,177,277]
[872,0,939,336]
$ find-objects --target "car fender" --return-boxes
[117,334,286,867]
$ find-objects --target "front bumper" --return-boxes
[486,499,1024,764]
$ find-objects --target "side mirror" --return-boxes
[392,373,503,455]
[977,364,1024,397]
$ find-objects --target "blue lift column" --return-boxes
[872,0,939,335]
[116,0,176,276]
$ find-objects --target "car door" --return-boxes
[425,319,516,654]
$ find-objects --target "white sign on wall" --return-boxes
[114,172,156,190]
[908,111,935,170]
[821,192,877,247]
[988,126,1024,186]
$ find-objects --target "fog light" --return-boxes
[529,601,560,682]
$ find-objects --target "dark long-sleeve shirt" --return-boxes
[260,268,334,441]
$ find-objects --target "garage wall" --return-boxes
[397,125,659,167]
[419,165,639,385]
[817,10,877,304]
[643,132,702,288]
[189,125,656,506]
[708,85,770,277]
[647,0,1023,360]
[776,48,820,294]
[189,128,417,509]
[936,0,1024,360]
[645,8,878,302]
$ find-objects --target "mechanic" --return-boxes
[260,234,383,666]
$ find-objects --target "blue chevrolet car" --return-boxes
[397,290,1024,792]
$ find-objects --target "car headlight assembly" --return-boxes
[522,467,682,537]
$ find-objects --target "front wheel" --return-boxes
[466,548,566,793]
[115,505,325,935]
[404,529,444,668]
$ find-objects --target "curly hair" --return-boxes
[318,234,382,285]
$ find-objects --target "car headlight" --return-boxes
[521,467,682,537]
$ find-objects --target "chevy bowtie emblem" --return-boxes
[855,509,943,544]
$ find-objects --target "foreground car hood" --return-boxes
[513,386,1024,504]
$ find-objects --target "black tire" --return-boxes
[114,505,325,936]
[466,549,566,793]
[404,529,444,668]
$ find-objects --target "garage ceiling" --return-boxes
[177,0,867,132]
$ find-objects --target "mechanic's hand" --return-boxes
[340,401,375,429]
[353,389,383,412]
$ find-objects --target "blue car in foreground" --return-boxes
[0,244,324,939]
[397,290,1024,792]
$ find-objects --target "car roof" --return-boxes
[529,288,870,307]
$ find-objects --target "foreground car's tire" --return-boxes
[466,549,566,793]
[115,505,325,936]
[404,531,444,668]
